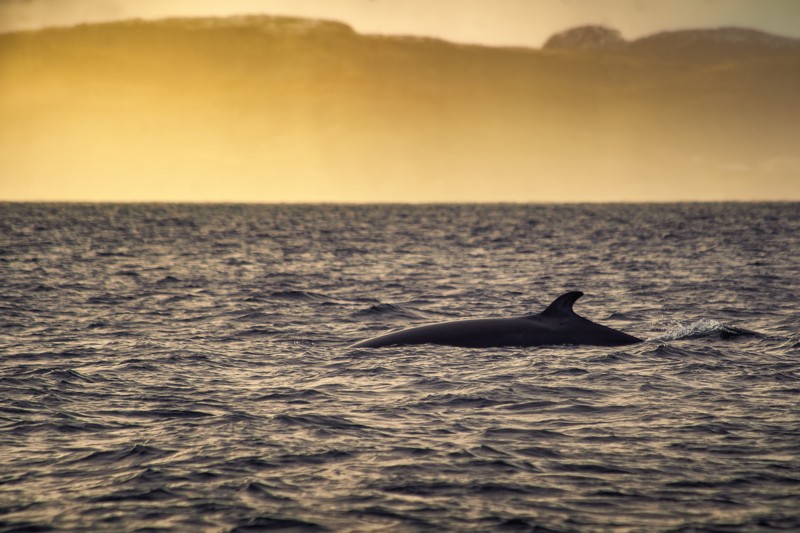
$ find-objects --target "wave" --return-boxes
[352,302,428,320]
[231,517,327,532]
[273,413,368,431]
[69,444,168,465]
[156,275,182,285]
[269,290,338,303]
[650,318,761,342]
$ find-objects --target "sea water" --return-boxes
[1,202,798,531]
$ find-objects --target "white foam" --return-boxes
[650,318,756,342]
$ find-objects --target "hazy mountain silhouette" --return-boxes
[631,27,800,56]
[545,24,800,55]
[543,25,625,50]
[1,16,798,201]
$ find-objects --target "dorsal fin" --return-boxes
[540,291,583,317]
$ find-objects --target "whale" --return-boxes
[350,291,642,348]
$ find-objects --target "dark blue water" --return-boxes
[1,202,799,532]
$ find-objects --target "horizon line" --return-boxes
[3,199,798,206]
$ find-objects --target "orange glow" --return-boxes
[1,14,799,202]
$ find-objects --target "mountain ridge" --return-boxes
[545,24,800,52]
[4,14,800,52]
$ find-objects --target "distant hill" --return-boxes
[631,27,800,55]
[1,16,799,201]
[545,24,800,55]
[543,26,625,50]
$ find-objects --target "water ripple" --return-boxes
[1,202,798,531]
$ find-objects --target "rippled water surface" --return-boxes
[1,203,799,532]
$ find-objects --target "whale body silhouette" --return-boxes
[350,291,642,348]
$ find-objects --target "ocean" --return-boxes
[1,202,798,532]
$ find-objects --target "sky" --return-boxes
[1,0,799,202]
[2,0,800,47]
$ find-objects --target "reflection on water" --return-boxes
[1,202,799,531]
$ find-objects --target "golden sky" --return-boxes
[1,0,799,202]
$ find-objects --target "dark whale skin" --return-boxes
[350,291,642,349]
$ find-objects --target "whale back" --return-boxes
[350,290,643,348]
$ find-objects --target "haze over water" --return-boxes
[2,202,799,531]
[1,12,799,202]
